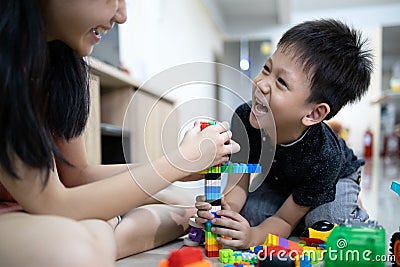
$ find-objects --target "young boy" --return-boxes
[196,19,373,249]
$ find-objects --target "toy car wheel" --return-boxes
[311,220,335,231]
[301,220,334,237]
[390,232,400,267]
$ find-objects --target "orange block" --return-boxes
[186,260,212,267]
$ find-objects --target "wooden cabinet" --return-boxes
[85,57,177,165]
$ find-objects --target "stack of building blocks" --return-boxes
[199,121,262,257]
[203,164,262,257]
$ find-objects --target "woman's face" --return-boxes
[44,0,127,56]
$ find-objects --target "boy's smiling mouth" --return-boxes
[254,98,269,114]
[253,90,270,116]
[92,26,109,38]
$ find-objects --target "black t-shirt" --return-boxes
[230,102,364,207]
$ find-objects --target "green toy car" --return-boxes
[325,220,386,267]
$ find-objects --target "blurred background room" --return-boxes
[87,0,400,250]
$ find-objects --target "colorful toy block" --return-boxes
[189,226,205,243]
[264,233,304,256]
[219,248,235,264]
[199,163,262,175]
[392,181,400,197]
[158,247,212,267]
[219,248,257,266]
[299,255,312,267]
[199,121,262,257]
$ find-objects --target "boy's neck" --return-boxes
[276,125,310,145]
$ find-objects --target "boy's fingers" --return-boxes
[216,209,245,222]
[196,210,214,220]
[217,237,242,248]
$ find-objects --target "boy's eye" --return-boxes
[278,77,287,87]
[263,65,270,73]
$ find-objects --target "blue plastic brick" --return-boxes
[391,181,400,196]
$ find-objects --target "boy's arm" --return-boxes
[223,173,250,212]
[253,194,310,240]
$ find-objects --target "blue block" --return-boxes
[391,181,400,196]
[300,255,312,267]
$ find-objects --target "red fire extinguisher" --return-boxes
[363,128,373,158]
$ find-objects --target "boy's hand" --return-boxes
[195,195,252,249]
[211,209,253,249]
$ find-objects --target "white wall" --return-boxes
[118,0,223,128]
[333,28,382,156]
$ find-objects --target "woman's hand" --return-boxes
[194,195,214,225]
[176,121,240,173]
[194,195,233,225]
[211,209,254,249]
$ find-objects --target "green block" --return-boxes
[221,164,227,172]
[205,221,212,232]
[219,249,234,263]
[205,231,218,239]
[226,164,234,173]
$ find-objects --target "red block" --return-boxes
[205,250,219,258]
[168,247,204,267]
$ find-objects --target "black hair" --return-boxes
[45,41,90,140]
[278,19,373,120]
[0,0,89,186]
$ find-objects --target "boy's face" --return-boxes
[249,47,315,144]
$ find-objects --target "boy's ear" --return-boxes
[302,103,330,126]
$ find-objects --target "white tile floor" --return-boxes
[116,155,400,267]
[359,155,400,257]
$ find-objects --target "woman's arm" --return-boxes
[0,150,189,220]
[1,121,240,220]
[56,121,238,187]
[55,136,140,187]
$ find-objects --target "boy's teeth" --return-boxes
[93,27,108,37]
[93,28,100,37]
[255,103,269,114]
